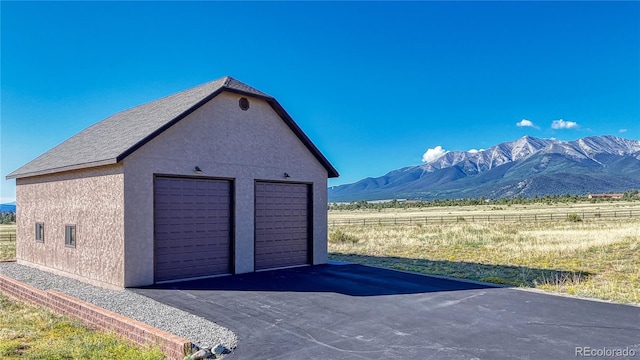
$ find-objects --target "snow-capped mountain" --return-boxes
[423,135,553,172]
[329,135,640,202]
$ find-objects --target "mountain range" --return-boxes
[328,135,640,202]
[0,202,16,212]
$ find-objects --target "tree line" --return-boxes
[329,190,640,211]
[0,211,16,224]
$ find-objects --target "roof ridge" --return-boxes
[221,76,272,98]
[222,75,233,87]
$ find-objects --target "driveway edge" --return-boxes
[336,262,640,308]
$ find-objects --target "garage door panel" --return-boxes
[155,263,228,281]
[255,243,307,255]
[156,242,229,254]
[255,182,310,270]
[155,247,230,263]
[255,254,307,269]
[154,177,232,282]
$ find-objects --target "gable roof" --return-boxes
[7,76,339,179]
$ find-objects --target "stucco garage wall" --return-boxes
[123,91,328,287]
[15,165,125,288]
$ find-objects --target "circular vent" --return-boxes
[239,97,250,111]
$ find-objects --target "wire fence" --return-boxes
[0,233,16,243]
[329,209,640,226]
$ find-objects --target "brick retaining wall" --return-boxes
[0,274,191,359]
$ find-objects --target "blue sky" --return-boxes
[1,1,639,203]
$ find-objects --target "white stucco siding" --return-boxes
[123,92,329,287]
[15,165,125,288]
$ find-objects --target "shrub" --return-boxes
[567,213,582,222]
[329,229,359,244]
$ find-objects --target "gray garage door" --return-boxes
[255,182,311,270]
[154,176,232,282]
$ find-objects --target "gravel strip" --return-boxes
[0,262,238,351]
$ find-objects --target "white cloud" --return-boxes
[516,119,539,129]
[619,128,627,133]
[551,119,579,129]
[421,146,448,163]
[468,149,479,154]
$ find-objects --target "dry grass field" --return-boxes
[0,225,16,261]
[329,203,640,305]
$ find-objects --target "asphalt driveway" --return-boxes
[133,264,640,359]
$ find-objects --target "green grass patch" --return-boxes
[0,294,165,360]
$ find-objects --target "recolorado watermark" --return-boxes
[576,347,637,358]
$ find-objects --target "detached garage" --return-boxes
[6,76,339,288]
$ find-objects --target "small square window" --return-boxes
[65,225,76,248]
[35,223,44,242]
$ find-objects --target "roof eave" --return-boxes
[6,158,119,180]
